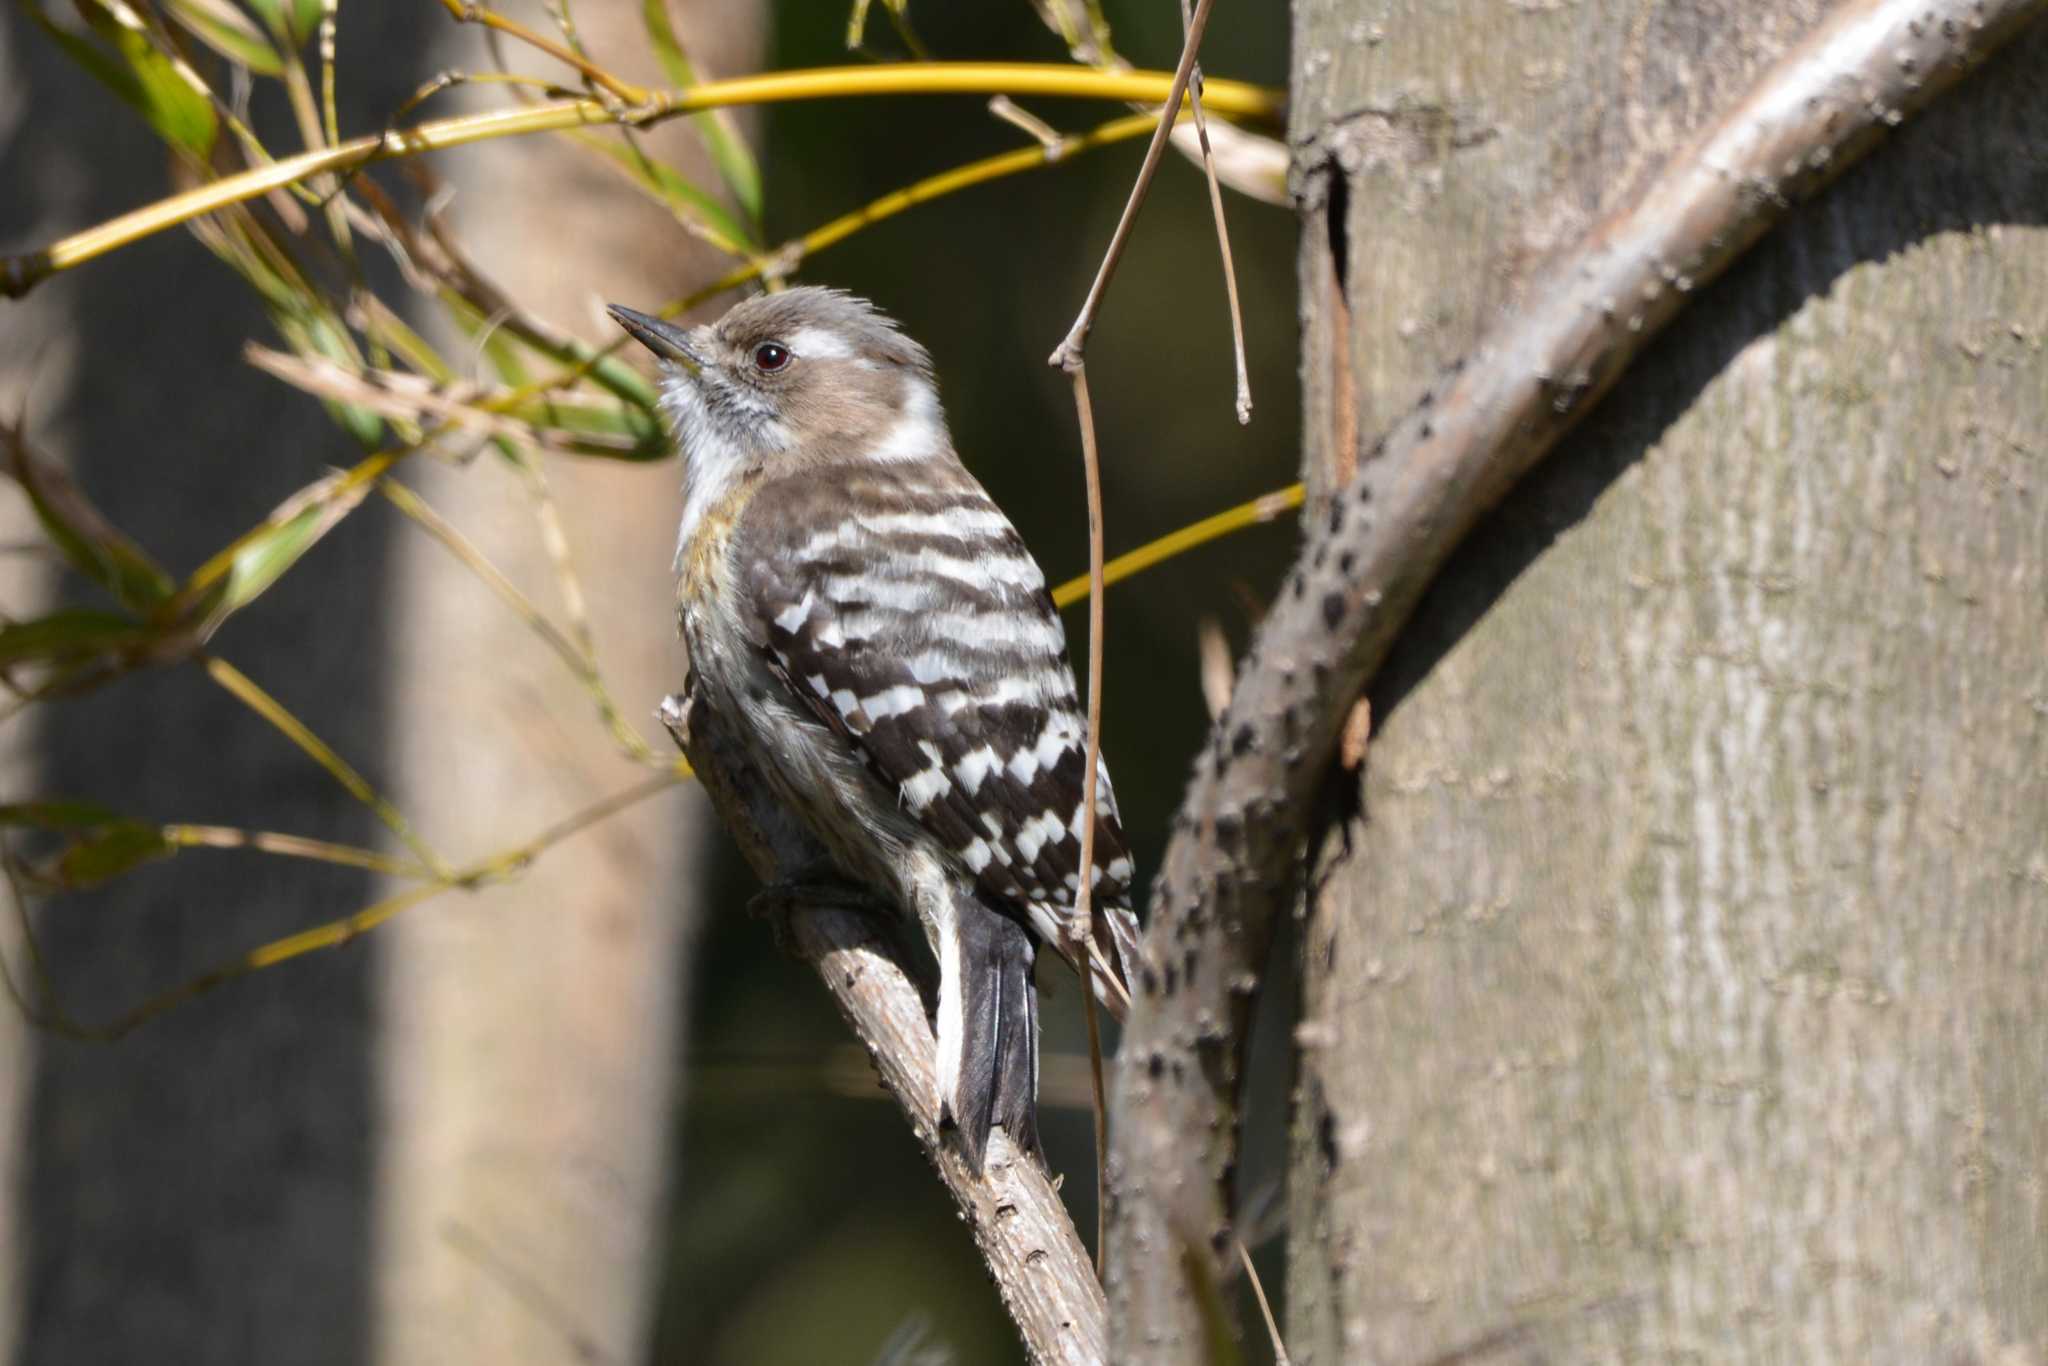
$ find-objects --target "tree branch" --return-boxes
[663,693,1107,1366]
[1103,0,2048,1355]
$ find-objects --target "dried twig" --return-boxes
[433,0,649,104]
[1029,0,1289,206]
[1045,0,1218,1298]
[668,693,1106,1366]
[1174,0,1250,424]
[1066,363,1111,1270]
[1047,1,1216,372]
[1104,0,2048,1355]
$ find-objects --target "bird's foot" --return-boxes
[656,691,693,750]
[747,875,888,953]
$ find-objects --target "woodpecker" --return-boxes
[612,287,1141,1169]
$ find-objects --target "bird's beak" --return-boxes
[607,304,705,369]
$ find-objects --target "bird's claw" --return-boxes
[657,691,694,750]
[747,876,887,953]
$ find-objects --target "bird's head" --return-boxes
[608,287,944,479]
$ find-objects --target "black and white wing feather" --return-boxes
[736,459,1140,1006]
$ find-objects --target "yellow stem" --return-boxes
[5,64,1281,295]
[1050,482,1304,608]
[489,109,1171,412]
[202,655,450,878]
[163,824,430,878]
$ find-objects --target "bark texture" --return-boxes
[1289,4,2048,1362]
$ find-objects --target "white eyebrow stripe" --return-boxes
[786,327,854,361]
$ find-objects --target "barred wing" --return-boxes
[738,466,1136,948]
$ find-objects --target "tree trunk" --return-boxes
[370,4,759,1363]
[1289,3,2048,1362]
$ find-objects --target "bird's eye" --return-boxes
[753,342,790,372]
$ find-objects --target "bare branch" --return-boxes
[1105,0,2048,1355]
[1175,0,1251,424]
[1064,363,1112,1271]
[1047,0,1217,372]
[668,692,1107,1366]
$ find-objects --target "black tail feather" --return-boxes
[942,899,1040,1171]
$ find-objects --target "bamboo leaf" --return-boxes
[20,5,146,110]
[2,425,175,611]
[55,821,176,890]
[0,800,126,830]
[0,800,173,891]
[76,0,220,157]
[565,131,755,256]
[221,473,374,612]
[0,610,148,669]
[639,0,763,225]
[276,311,385,449]
[244,0,322,46]
[161,0,283,75]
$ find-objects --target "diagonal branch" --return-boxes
[667,690,1106,1366]
[1103,0,2048,1355]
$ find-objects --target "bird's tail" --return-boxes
[937,891,1040,1171]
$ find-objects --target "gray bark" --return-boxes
[1289,4,2048,1363]
[371,6,758,1362]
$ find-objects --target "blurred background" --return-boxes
[0,1,1296,1363]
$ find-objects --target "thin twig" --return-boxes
[1066,364,1111,1273]
[1239,1237,1291,1365]
[203,655,451,879]
[377,479,659,763]
[1047,0,1218,372]
[1047,0,1219,1277]
[163,824,432,878]
[1104,0,2048,1355]
[988,95,1064,152]
[434,0,650,104]
[1176,0,1250,424]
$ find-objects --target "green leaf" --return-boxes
[0,798,172,890]
[275,309,385,449]
[162,0,283,75]
[245,0,322,46]
[224,504,328,611]
[0,800,126,830]
[567,131,756,256]
[506,397,667,461]
[288,0,323,44]
[21,5,149,112]
[2,428,175,611]
[76,0,220,157]
[221,473,372,613]
[638,0,763,226]
[0,610,147,669]
[57,821,175,889]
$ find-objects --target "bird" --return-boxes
[611,287,1142,1170]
